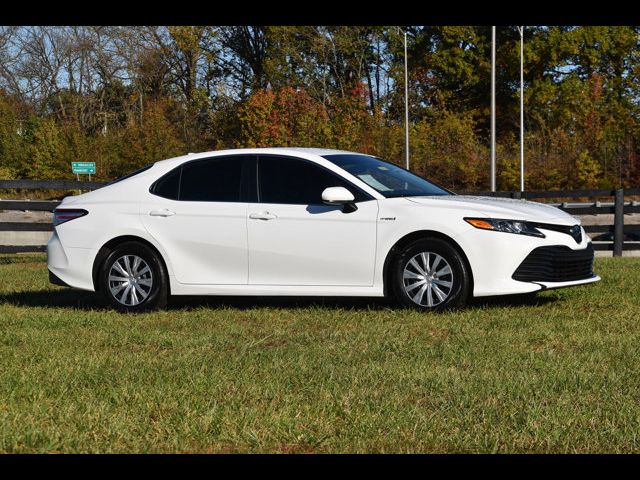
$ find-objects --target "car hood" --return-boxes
[404,195,579,225]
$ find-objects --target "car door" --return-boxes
[141,155,250,285]
[247,155,379,286]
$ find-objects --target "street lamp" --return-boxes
[403,29,410,170]
[517,26,525,192]
[490,26,496,192]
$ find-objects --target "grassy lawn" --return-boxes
[0,254,639,453]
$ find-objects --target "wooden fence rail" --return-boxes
[0,179,106,191]
[458,187,640,198]
[1,179,639,256]
[459,187,640,255]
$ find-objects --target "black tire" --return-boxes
[100,241,168,313]
[390,237,471,311]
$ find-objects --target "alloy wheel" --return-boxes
[402,251,454,307]
[108,255,154,306]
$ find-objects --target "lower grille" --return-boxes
[512,244,595,283]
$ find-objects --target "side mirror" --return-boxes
[321,187,357,213]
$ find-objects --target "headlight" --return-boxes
[464,218,545,238]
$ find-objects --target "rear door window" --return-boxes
[151,155,250,202]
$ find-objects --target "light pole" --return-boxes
[517,26,524,192]
[490,26,496,192]
[403,29,410,170]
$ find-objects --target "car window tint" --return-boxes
[323,154,451,198]
[179,157,244,202]
[258,156,366,205]
[151,166,181,200]
[106,164,153,187]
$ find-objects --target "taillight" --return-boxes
[53,209,88,227]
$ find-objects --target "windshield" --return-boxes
[323,154,451,198]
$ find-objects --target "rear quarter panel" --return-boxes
[54,167,178,283]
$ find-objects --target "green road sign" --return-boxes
[71,162,96,174]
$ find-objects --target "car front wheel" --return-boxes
[391,237,471,311]
[100,241,168,312]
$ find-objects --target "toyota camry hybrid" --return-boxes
[47,148,600,312]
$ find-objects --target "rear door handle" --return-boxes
[249,212,277,220]
[149,209,175,217]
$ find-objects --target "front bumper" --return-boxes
[512,243,595,283]
[456,225,600,297]
[534,275,601,291]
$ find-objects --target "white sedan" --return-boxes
[47,148,600,312]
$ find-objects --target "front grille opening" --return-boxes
[512,244,595,283]
[533,222,582,244]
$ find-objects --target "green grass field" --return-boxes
[0,254,639,453]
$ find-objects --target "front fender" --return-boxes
[373,201,481,290]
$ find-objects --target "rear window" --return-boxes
[105,164,153,186]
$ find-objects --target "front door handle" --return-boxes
[249,211,277,220]
[149,209,176,217]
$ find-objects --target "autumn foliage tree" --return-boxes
[1,26,640,190]
[238,87,330,148]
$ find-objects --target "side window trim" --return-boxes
[176,165,183,200]
[244,155,259,203]
[255,154,374,206]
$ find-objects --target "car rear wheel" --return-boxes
[100,241,168,312]
[391,237,471,311]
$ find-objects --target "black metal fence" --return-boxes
[458,187,640,255]
[1,180,639,255]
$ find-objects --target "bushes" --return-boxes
[237,87,331,148]
[0,83,638,191]
[27,119,69,179]
[112,100,186,178]
[0,93,30,177]
[410,112,486,190]
[0,95,186,182]
[236,87,487,190]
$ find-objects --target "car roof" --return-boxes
[91,147,385,202]
[152,147,370,168]
[265,147,361,156]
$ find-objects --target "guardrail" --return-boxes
[1,180,639,255]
